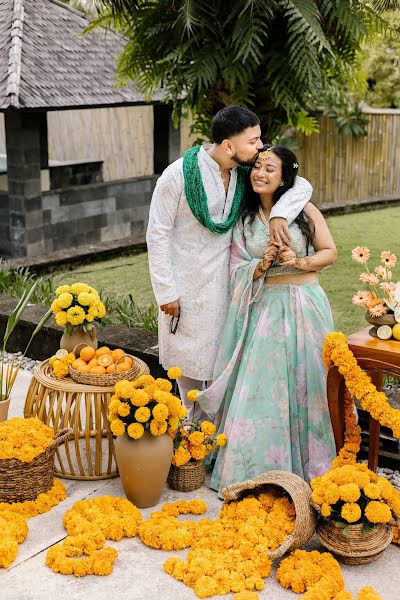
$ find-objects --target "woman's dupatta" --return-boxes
[199,219,264,423]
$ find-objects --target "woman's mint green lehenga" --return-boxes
[198,215,336,497]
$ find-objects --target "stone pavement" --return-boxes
[1,370,399,600]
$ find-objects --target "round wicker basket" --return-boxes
[317,520,393,564]
[0,428,72,503]
[222,470,317,558]
[69,353,141,386]
[167,460,206,492]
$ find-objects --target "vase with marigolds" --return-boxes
[51,282,108,351]
[108,375,186,508]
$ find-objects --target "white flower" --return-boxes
[395,307,400,323]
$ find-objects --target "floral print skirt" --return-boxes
[201,281,336,498]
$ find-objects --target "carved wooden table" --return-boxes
[327,327,400,472]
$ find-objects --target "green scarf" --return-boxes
[182,145,247,235]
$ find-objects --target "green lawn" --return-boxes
[53,205,400,335]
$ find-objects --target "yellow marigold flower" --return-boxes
[216,433,227,447]
[233,593,260,600]
[173,446,191,466]
[188,431,205,446]
[96,302,106,319]
[190,443,207,461]
[70,282,91,295]
[55,311,68,327]
[135,407,151,423]
[55,285,71,295]
[168,415,180,431]
[323,482,340,505]
[51,299,62,313]
[88,305,98,317]
[133,374,156,388]
[57,292,73,309]
[64,353,76,365]
[167,367,183,380]
[155,378,173,392]
[321,503,332,518]
[127,423,144,440]
[364,501,392,523]
[110,419,125,437]
[334,592,354,600]
[66,305,86,326]
[130,389,150,407]
[187,389,200,402]
[357,586,383,600]
[117,402,131,418]
[153,404,169,421]
[114,380,135,399]
[178,405,188,419]
[364,483,381,500]
[339,483,361,503]
[200,421,216,436]
[52,360,69,379]
[77,292,96,306]
[150,420,168,436]
[341,502,361,523]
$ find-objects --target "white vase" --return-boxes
[0,397,10,422]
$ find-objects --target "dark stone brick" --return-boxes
[10,212,25,228]
[24,196,42,212]
[25,227,43,244]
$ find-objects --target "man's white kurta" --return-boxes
[146,146,312,380]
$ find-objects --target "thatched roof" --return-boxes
[0,0,163,111]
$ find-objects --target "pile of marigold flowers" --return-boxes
[46,496,142,577]
[0,417,54,462]
[144,489,296,598]
[0,510,28,568]
[108,374,188,439]
[51,282,107,333]
[172,421,227,466]
[311,462,400,526]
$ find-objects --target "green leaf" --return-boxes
[2,282,38,350]
[343,526,351,537]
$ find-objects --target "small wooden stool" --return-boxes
[24,359,149,480]
[327,327,400,472]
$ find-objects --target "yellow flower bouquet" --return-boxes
[50,282,107,335]
[107,375,187,439]
[171,421,227,467]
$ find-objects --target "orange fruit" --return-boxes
[72,358,86,370]
[106,364,115,374]
[88,357,99,368]
[123,356,133,367]
[98,354,113,367]
[115,361,131,373]
[77,363,90,373]
[95,346,111,357]
[111,348,125,362]
[80,346,96,362]
[90,365,106,374]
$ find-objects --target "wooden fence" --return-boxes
[1,107,400,205]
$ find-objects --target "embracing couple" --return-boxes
[146,106,336,497]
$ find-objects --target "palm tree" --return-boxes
[91,1,390,140]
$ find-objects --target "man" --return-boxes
[146,106,312,418]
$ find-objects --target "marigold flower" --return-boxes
[77,292,96,306]
[216,433,228,447]
[134,407,151,423]
[364,483,381,500]
[187,389,200,402]
[127,423,144,440]
[380,251,397,268]
[129,389,150,407]
[150,419,168,436]
[321,503,332,518]
[352,247,370,264]
[66,305,86,326]
[201,421,216,436]
[167,367,183,379]
[153,403,169,421]
[339,483,361,503]
[190,443,207,461]
[70,282,91,295]
[341,502,361,523]
[172,446,191,466]
[357,585,383,600]
[364,501,392,523]
[155,378,173,392]
[55,311,68,327]
[188,431,205,446]
[117,402,131,418]
[110,419,125,437]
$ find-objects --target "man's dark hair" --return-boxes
[211,106,260,144]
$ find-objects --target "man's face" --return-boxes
[229,125,263,166]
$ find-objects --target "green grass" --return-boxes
[52,205,400,335]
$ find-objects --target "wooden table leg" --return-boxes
[327,366,346,454]
[368,370,383,472]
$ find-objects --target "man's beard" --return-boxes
[231,151,259,167]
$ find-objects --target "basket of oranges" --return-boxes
[69,344,141,386]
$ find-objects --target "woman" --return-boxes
[199,144,336,497]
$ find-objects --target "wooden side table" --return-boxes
[24,359,149,480]
[327,327,400,471]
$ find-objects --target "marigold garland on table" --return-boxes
[331,388,361,469]
[323,332,400,438]
[0,417,54,462]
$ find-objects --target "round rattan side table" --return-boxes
[23,358,149,480]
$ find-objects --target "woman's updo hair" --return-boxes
[242,143,314,246]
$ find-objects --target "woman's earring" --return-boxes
[280,182,284,187]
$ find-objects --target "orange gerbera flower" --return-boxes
[352,246,370,264]
[380,250,397,268]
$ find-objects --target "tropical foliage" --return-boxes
[92,0,390,140]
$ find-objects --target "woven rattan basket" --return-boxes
[69,348,142,386]
[222,470,317,558]
[317,520,393,564]
[0,428,72,503]
[167,460,206,492]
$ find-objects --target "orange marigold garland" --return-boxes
[331,388,361,469]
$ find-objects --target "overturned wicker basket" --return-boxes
[0,428,72,503]
[167,460,206,492]
[222,470,317,558]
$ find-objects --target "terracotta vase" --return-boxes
[0,397,10,422]
[114,430,173,508]
[60,327,98,353]
[317,520,392,564]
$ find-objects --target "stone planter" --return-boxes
[0,397,10,422]
[365,311,397,338]
[60,328,98,352]
[114,430,173,508]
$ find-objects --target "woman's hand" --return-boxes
[277,246,297,267]
[262,241,280,268]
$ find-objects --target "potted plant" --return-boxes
[351,247,400,339]
[50,282,108,351]
[167,420,227,492]
[311,462,400,564]
[1,282,52,421]
[107,374,187,508]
